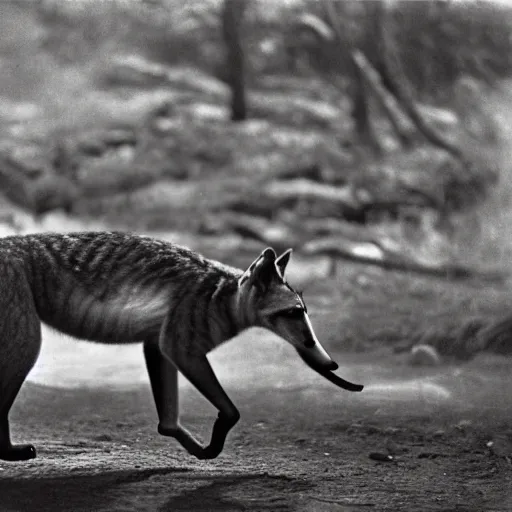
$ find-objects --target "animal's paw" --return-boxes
[158,424,209,459]
[0,443,36,461]
[196,445,221,460]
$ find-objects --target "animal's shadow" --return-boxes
[0,467,184,512]
[0,468,308,512]
[159,472,307,511]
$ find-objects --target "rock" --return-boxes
[369,452,394,462]
[487,436,512,458]
[386,438,408,456]
[408,344,441,366]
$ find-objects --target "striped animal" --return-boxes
[0,232,362,461]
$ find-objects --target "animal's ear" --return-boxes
[238,248,277,288]
[275,249,292,277]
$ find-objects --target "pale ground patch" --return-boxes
[27,324,512,417]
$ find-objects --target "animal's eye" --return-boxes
[281,307,304,318]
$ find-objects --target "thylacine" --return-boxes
[0,231,363,462]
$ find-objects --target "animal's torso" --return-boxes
[0,232,241,344]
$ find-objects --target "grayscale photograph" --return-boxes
[0,0,511,510]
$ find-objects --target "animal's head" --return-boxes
[236,247,363,392]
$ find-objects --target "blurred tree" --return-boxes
[287,4,380,153]
[323,1,381,155]
[321,0,466,165]
[222,0,247,121]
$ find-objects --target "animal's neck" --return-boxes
[205,278,245,350]
[231,284,260,335]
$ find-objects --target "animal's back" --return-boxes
[0,232,241,343]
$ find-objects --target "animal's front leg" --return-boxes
[143,339,206,459]
[144,339,240,459]
[169,352,240,460]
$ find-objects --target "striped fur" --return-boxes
[0,232,241,348]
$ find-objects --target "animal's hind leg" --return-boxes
[0,263,42,461]
[0,405,37,461]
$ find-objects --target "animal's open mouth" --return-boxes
[296,347,364,392]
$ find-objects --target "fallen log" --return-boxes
[301,236,507,284]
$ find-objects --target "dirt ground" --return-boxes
[1,331,511,512]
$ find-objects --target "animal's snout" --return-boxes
[327,360,338,371]
[298,340,336,369]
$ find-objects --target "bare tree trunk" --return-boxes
[222,0,247,121]
[323,1,381,155]
[290,6,381,153]
[348,59,381,154]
